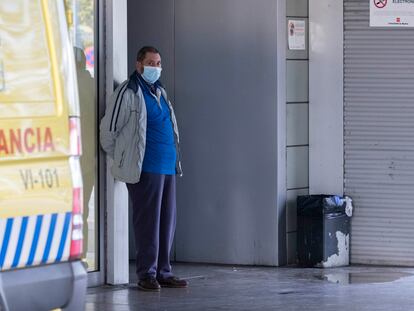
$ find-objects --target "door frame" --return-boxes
[87,0,107,287]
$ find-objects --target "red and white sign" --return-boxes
[374,0,387,9]
[288,20,306,50]
[370,0,414,27]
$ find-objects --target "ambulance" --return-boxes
[0,0,87,310]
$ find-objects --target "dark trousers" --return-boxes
[127,172,176,280]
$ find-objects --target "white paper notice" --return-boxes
[370,0,414,27]
[288,20,306,50]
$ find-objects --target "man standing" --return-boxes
[100,46,187,291]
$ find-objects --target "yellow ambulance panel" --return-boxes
[0,0,86,309]
[0,0,76,218]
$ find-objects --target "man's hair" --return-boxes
[137,46,160,62]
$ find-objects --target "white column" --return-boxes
[106,165,129,284]
[105,0,129,285]
[309,0,344,195]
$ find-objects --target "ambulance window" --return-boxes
[0,0,57,118]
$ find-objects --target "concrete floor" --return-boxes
[86,263,414,310]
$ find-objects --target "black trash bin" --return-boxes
[297,195,351,268]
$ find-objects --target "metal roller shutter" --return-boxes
[344,0,414,265]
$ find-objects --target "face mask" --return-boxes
[142,66,162,84]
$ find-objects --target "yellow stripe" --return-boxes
[0,206,72,219]
[40,0,63,116]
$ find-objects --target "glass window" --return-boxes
[64,0,97,272]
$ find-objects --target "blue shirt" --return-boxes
[139,76,177,175]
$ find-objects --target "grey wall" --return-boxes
[174,0,283,265]
[127,1,175,99]
[127,0,286,266]
[284,0,344,265]
[286,0,309,264]
[127,0,175,260]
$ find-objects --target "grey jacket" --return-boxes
[99,73,182,183]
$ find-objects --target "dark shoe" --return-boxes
[157,276,188,288]
[138,277,161,292]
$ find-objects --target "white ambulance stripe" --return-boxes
[47,213,65,263]
[17,216,37,268]
[3,217,22,269]
[62,216,72,261]
[0,219,6,253]
[32,214,51,266]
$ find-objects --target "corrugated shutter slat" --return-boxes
[344,0,414,265]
